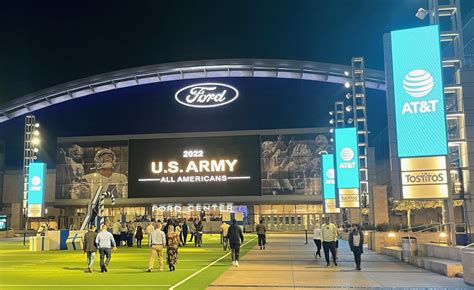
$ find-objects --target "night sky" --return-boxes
[0,0,472,168]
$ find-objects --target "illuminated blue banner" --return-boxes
[390,25,447,157]
[28,162,46,218]
[322,154,336,199]
[335,128,359,189]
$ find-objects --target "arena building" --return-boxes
[0,58,388,231]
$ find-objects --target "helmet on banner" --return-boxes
[261,141,275,158]
[291,143,311,158]
[94,148,117,169]
[314,135,329,153]
[68,144,84,160]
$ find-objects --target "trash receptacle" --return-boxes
[401,236,417,262]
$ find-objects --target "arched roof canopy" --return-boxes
[0,58,386,123]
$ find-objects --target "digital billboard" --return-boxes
[334,127,360,189]
[322,154,336,199]
[322,154,340,213]
[27,162,46,218]
[390,25,447,158]
[129,136,261,197]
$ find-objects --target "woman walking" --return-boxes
[348,224,364,271]
[135,223,144,248]
[166,225,179,271]
[313,224,322,259]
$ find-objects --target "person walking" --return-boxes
[166,225,179,271]
[146,222,155,246]
[95,224,117,273]
[349,224,364,271]
[83,225,98,273]
[313,224,322,259]
[135,224,144,248]
[256,219,267,250]
[226,219,244,267]
[220,221,230,250]
[127,222,135,247]
[195,220,203,247]
[120,223,128,246]
[147,223,166,272]
[181,221,189,246]
[112,220,121,246]
[321,217,337,267]
[188,219,196,243]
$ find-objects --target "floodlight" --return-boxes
[416,8,428,20]
[345,105,352,112]
[344,71,350,76]
[344,82,351,88]
[347,118,354,124]
[329,119,334,125]
[329,111,334,116]
[33,130,40,136]
[31,137,41,146]
[329,128,334,133]
[34,123,40,128]
[345,93,352,99]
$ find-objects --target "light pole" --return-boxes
[22,115,41,239]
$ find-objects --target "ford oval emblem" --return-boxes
[175,83,239,108]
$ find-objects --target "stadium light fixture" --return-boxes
[33,130,40,136]
[344,71,350,76]
[416,8,429,20]
[345,93,352,100]
[347,118,354,124]
[329,119,334,125]
[31,137,41,146]
[329,128,334,133]
[34,123,40,128]
[345,105,352,112]
[344,82,351,88]
[329,111,334,116]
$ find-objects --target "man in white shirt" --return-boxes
[147,223,166,272]
[220,221,230,250]
[95,224,117,273]
[320,217,338,267]
[312,224,322,259]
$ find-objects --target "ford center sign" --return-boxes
[175,83,239,108]
[390,25,447,158]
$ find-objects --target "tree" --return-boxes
[391,200,463,229]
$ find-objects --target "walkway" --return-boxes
[208,233,471,289]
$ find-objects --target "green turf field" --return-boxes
[0,234,257,290]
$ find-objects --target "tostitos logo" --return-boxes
[175,83,239,108]
[340,148,354,161]
[403,69,434,98]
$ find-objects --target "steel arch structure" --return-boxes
[0,59,386,123]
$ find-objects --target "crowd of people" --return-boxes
[82,217,250,273]
[82,216,365,274]
[312,217,364,271]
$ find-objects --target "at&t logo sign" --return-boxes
[401,69,438,115]
[325,169,335,185]
[339,148,356,168]
[30,176,42,191]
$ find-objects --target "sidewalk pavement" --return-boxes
[208,233,471,290]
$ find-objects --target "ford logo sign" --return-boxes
[175,83,239,108]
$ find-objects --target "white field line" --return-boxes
[1,286,170,287]
[169,237,256,290]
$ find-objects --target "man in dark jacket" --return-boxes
[181,221,189,246]
[348,224,364,271]
[83,225,98,273]
[226,219,244,267]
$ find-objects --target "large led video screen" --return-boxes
[128,136,261,197]
[390,25,447,158]
[56,141,128,199]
